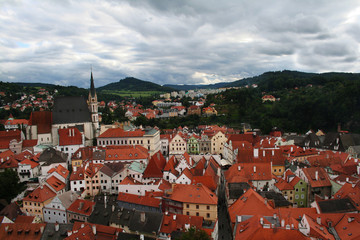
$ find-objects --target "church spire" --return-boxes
[90,71,96,98]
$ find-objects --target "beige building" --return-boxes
[84,162,103,196]
[22,185,56,221]
[169,133,187,155]
[210,131,227,155]
[97,127,160,157]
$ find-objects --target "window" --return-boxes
[207,213,210,218]
[207,206,210,210]
[295,195,299,199]
[302,188,305,192]
[196,205,199,209]
[301,194,304,199]
[186,204,189,208]
[186,212,189,215]
[196,212,199,216]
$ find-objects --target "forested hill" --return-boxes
[97,77,175,92]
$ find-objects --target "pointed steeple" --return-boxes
[90,71,96,98]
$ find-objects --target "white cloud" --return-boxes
[0,0,359,87]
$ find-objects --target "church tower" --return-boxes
[88,71,99,134]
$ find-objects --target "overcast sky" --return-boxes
[1,0,360,87]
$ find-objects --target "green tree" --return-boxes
[177,227,210,240]
[0,169,26,203]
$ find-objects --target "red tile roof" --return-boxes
[70,166,85,181]
[84,163,103,178]
[225,163,272,183]
[274,177,293,191]
[58,127,83,146]
[119,176,141,185]
[19,158,39,169]
[0,156,19,170]
[228,188,274,224]
[47,164,69,179]
[68,222,121,240]
[67,199,95,216]
[23,185,56,203]
[143,151,166,178]
[28,111,52,134]
[168,184,217,205]
[98,128,145,138]
[0,223,46,240]
[191,176,217,192]
[160,213,203,234]
[302,167,331,188]
[14,215,35,223]
[23,139,37,148]
[117,192,161,208]
[46,175,66,192]
[105,146,148,161]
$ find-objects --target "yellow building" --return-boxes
[22,185,56,221]
[163,184,218,222]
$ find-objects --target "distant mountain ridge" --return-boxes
[97,77,175,92]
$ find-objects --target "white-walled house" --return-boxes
[18,158,40,182]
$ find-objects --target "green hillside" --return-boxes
[98,77,175,92]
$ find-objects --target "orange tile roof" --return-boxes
[191,176,217,192]
[98,128,145,138]
[69,222,121,240]
[225,163,272,183]
[160,213,203,234]
[0,223,46,240]
[302,167,331,188]
[168,184,217,205]
[143,151,166,178]
[46,175,66,192]
[228,188,274,224]
[67,199,95,216]
[19,158,39,169]
[0,149,15,159]
[117,192,161,208]
[119,176,142,185]
[58,127,83,146]
[23,185,56,203]
[47,164,69,179]
[70,166,85,181]
[14,215,35,223]
[274,177,293,191]
[0,156,19,170]
[105,146,148,161]
[84,163,103,178]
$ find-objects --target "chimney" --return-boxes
[291,147,293,152]
[55,223,59,232]
[272,150,274,156]
[72,129,75,137]
[253,166,256,173]
[254,148,259,158]
[317,217,321,225]
[140,212,146,223]
[40,226,44,234]
[260,217,264,225]
[238,166,241,171]
[273,213,277,220]
[92,225,97,235]
[69,129,71,137]
[281,219,285,228]
[112,204,115,212]
[315,171,318,181]
[5,226,8,232]
[73,166,77,172]
[104,195,107,209]
[79,201,84,210]
[184,223,190,230]
[263,150,265,157]
[346,177,349,182]
[173,214,176,221]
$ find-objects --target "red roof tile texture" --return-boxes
[58,127,82,146]
[98,128,145,138]
[23,185,56,203]
[117,192,161,208]
[168,184,217,205]
[67,199,95,216]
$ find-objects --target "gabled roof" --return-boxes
[47,164,69,179]
[117,192,161,208]
[302,214,335,240]
[274,178,293,191]
[19,158,39,169]
[84,163,103,178]
[46,175,66,192]
[302,167,331,188]
[168,184,217,205]
[225,163,273,183]
[28,111,52,134]
[52,96,91,124]
[163,156,178,175]
[99,162,125,177]
[38,148,67,166]
[178,168,193,181]
[67,199,95,216]
[0,156,19,170]
[23,185,56,203]
[58,127,82,146]
[70,166,84,181]
[191,176,217,192]
[143,151,166,179]
[228,188,274,224]
[119,176,142,185]
[68,222,121,240]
